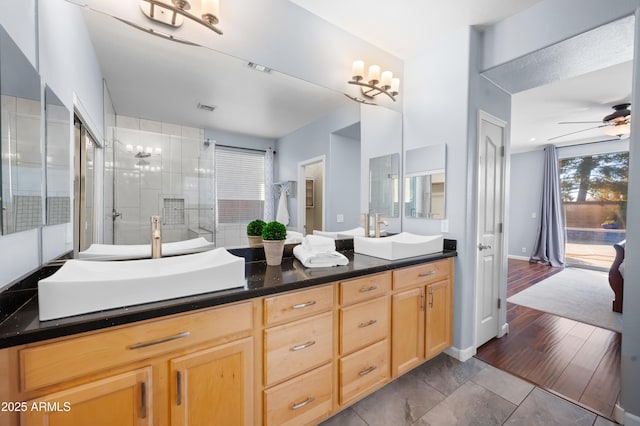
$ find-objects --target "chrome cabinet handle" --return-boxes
[478,243,492,251]
[129,331,190,349]
[290,340,316,352]
[419,271,436,277]
[359,365,377,376]
[359,285,378,293]
[291,396,315,410]
[358,319,377,328]
[291,300,316,310]
[429,290,434,308]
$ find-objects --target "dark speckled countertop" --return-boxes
[0,247,456,349]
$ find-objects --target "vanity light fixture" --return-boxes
[140,0,222,35]
[347,60,400,104]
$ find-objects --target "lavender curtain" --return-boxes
[530,145,566,267]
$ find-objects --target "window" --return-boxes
[559,151,628,269]
[215,146,265,223]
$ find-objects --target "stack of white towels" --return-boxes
[293,235,349,268]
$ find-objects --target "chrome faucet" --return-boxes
[374,213,388,238]
[362,213,371,238]
[151,216,162,258]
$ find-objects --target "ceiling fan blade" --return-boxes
[557,121,603,124]
[548,124,607,141]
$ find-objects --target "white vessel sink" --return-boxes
[77,237,215,260]
[38,248,245,321]
[313,227,382,239]
[354,232,443,260]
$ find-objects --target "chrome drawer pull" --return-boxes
[358,319,377,328]
[129,331,191,350]
[291,300,316,310]
[359,365,377,376]
[418,271,436,277]
[290,340,316,352]
[359,285,378,293]
[291,396,315,410]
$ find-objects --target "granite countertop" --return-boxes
[0,248,456,349]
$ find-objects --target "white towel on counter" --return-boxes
[285,230,304,244]
[293,245,349,268]
[301,235,335,253]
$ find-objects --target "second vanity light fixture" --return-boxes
[347,60,400,104]
[140,0,222,35]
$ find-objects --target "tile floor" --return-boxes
[320,354,615,426]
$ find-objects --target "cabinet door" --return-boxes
[425,280,452,359]
[22,367,152,426]
[171,337,253,426]
[391,287,425,377]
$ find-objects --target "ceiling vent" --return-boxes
[247,62,272,73]
[197,103,216,112]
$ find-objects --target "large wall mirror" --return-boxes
[66,5,369,256]
[44,86,71,225]
[0,25,42,235]
[369,153,400,218]
[404,144,446,219]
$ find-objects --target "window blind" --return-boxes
[215,146,265,223]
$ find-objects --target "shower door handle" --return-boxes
[112,209,122,220]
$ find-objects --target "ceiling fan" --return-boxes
[548,103,631,141]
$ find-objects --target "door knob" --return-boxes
[478,243,492,251]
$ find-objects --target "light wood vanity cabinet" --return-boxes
[391,258,453,377]
[1,256,454,426]
[6,301,256,426]
[262,285,334,426]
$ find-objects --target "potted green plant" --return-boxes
[261,221,287,266]
[247,219,266,247]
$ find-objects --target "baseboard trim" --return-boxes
[615,403,625,424]
[500,322,509,337]
[445,345,476,362]
[625,411,640,426]
[508,255,530,261]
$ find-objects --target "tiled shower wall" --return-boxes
[1,95,42,233]
[112,116,214,245]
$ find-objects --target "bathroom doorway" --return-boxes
[297,156,325,235]
[73,114,98,253]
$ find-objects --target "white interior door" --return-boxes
[475,111,506,347]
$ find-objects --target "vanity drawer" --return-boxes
[392,259,452,290]
[264,285,333,326]
[339,339,388,405]
[340,272,390,306]
[264,312,333,386]
[264,363,332,426]
[20,301,253,392]
[340,296,388,355]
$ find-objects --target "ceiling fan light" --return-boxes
[604,123,631,137]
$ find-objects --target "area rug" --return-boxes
[507,267,622,333]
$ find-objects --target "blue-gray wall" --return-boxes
[276,102,360,230]
[328,134,361,231]
[508,150,544,258]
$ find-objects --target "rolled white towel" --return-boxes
[285,230,304,244]
[301,235,336,253]
[293,245,348,268]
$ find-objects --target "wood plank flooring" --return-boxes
[476,259,621,420]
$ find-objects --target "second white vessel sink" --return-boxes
[38,248,245,321]
[354,232,443,260]
[77,237,215,260]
